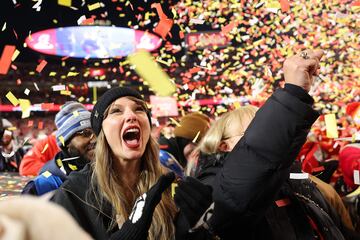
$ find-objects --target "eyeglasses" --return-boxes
[75,128,95,138]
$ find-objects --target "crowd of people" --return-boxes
[0,49,358,240]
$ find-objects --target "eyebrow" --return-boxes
[110,103,142,109]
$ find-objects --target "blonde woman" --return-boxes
[51,87,176,240]
[193,106,258,185]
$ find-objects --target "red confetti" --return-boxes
[0,45,16,75]
[36,60,47,73]
[279,0,290,12]
[275,198,291,207]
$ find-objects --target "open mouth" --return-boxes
[122,126,141,148]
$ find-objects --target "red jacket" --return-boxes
[19,134,60,176]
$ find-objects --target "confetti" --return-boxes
[1,22,6,31]
[24,88,30,95]
[58,0,71,7]
[5,91,19,106]
[52,85,66,91]
[59,136,65,146]
[72,110,79,116]
[289,173,309,179]
[32,0,42,11]
[60,90,71,95]
[324,114,339,138]
[19,99,31,118]
[11,49,20,61]
[36,60,47,72]
[88,2,101,11]
[354,170,360,185]
[128,50,176,96]
[41,143,49,154]
[42,171,52,178]
[0,45,16,75]
[151,3,173,39]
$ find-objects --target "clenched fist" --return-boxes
[283,49,324,92]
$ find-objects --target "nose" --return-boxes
[124,109,138,123]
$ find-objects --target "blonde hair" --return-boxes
[198,105,258,154]
[91,97,176,240]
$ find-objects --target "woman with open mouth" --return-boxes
[51,87,177,240]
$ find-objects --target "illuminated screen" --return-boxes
[25,26,162,58]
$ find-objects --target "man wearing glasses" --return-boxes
[22,102,96,196]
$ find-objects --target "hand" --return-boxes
[110,172,175,240]
[283,49,324,92]
[174,177,213,228]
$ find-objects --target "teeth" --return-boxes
[126,128,139,133]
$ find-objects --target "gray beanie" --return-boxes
[55,102,91,147]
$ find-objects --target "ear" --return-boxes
[218,140,230,152]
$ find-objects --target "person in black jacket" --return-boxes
[174,49,333,239]
[51,87,177,240]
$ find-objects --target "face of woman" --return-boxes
[102,97,150,162]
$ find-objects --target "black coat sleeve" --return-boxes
[211,87,319,234]
[50,168,111,240]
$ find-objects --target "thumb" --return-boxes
[312,49,324,61]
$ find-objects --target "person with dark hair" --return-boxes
[0,118,25,172]
[22,101,96,195]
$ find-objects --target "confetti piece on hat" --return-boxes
[6,91,19,106]
[11,49,20,61]
[88,2,101,11]
[24,88,30,95]
[72,110,79,117]
[128,50,175,96]
[324,114,338,138]
[38,121,43,129]
[19,99,31,118]
[192,131,201,143]
[36,60,47,72]
[41,143,49,154]
[59,136,65,146]
[78,96,85,102]
[169,117,181,127]
[0,45,16,75]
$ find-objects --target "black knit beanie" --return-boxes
[91,87,152,136]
